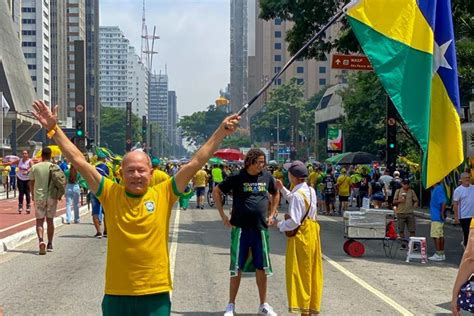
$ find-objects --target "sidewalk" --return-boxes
[0,197,90,254]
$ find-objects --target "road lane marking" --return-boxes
[169,206,180,289]
[320,214,413,315]
[323,253,414,315]
[0,206,67,233]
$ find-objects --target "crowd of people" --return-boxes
[0,99,471,315]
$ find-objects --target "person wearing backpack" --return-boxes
[29,147,65,255]
[322,167,336,216]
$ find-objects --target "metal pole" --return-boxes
[276,112,280,162]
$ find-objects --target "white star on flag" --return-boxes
[432,39,453,76]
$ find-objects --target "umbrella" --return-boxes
[213,148,244,161]
[208,157,224,165]
[325,152,351,164]
[34,145,62,158]
[180,158,190,164]
[338,151,377,165]
[3,155,19,162]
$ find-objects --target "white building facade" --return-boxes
[127,46,148,118]
[99,26,129,109]
[21,0,51,104]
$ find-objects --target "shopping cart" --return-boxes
[343,208,398,257]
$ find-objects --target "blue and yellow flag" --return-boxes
[347,0,463,188]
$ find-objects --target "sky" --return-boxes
[100,0,230,116]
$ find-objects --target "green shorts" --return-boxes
[102,292,171,316]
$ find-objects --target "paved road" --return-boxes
[0,201,469,315]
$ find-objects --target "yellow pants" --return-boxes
[286,219,323,314]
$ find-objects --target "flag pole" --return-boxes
[235,1,357,116]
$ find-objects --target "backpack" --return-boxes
[389,179,402,196]
[324,175,335,195]
[48,164,66,199]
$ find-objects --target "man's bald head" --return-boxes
[122,151,152,168]
[120,151,153,194]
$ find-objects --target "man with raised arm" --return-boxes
[31,100,240,316]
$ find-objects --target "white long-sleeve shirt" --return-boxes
[277,182,317,232]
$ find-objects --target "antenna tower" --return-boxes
[140,0,159,71]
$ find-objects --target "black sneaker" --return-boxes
[26,206,31,214]
[46,243,53,252]
[94,232,102,239]
[103,231,107,238]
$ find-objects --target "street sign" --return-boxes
[331,54,373,71]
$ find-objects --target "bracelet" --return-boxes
[47,124,58,139]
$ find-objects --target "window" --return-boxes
[274,55,282,62]
[297,66,304,74]
[24,53,36,59]
[22,19,35,24]
[274,42,282,50]
[28,64,37,70]
[22,30,36,35]
[274,66,281,73]
[274,18,282,25]
[319,78,327,86]
[319,66,326,74]
[31,76,37,81]
[22,41,36,47]
[44,56,49,63]
[275,31,282,38]
[296,78,304,85]
[22,7,36,12]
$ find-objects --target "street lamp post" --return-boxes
[276,111,280,163]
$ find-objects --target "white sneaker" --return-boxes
[258,303,277,315]
[224,303,235,316]
[428,253,445,261]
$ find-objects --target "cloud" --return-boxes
[100,0,230,116]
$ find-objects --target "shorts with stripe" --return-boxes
[229,227,272,277]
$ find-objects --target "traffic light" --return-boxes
[75,119,84,138]
[386,98,397,172]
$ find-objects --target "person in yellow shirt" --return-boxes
[307,167,320,188]
[193,167,208,209]
[336,168,351,215]
[31,99,241,316]
[150,157,170,186]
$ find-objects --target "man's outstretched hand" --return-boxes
[31,100,58,130]
[218,114,241,137]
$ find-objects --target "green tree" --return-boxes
[341,72,419,157]
[260,0,473,107]
[178,105,227,147]
[251,79,305,145]
[99,107,141,155]
[221,135,252,148]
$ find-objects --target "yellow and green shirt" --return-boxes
[96,176,181,295]
[149,169,170,187]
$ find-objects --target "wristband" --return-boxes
[47,125,58,139]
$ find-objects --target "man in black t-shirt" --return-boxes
[213,148,279,316]
[323,168,336,215]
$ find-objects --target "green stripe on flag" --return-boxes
[348,17,433,160]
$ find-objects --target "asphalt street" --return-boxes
[0,200,469,316]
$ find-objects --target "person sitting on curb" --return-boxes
[31,100,240,315]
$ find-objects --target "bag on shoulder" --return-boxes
[48,164,66,199]
[286,189,312,237]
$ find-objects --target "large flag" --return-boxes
[347,0,463,188]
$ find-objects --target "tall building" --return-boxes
[230,0,248,126]
[99,26,149,119]
[246,0,345,119]
[98,26,129,109]
[127,46,148,118]
[20,0,51,104]
[168,90,177,154]
[65,0,86,118]
[85,0,99,141]
[50,0,67,123]
[148,73,168,129]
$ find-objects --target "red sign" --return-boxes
[331,54,373,71]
